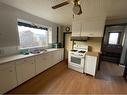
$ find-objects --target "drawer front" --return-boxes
[0,61,15,71]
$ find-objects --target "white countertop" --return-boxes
[0,48,63,65]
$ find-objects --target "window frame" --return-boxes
[17,22,50,49]
[107,32,121,45]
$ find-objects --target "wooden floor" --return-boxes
[7,60,127,94]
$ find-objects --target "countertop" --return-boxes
[86,52,99,57]
[0,48,63,65]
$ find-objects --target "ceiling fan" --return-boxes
[52,0,82,15]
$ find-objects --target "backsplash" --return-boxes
[74,37,102,52]
[0,46,19,57]
[0,45,53,57]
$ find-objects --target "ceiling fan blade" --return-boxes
[52,1,69,9]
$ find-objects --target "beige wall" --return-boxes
[75,37,102,52]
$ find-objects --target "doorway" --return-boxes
[101,25,125,64]
[63,32,72,59]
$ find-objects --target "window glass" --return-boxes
[18,25,49,49]
[108,33,119,45]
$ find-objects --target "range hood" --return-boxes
[71,36,89,41]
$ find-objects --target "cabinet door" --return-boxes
[72,21,81,36]
[85,55,97,76]
[60,49,64,61]
[59,49,64,62]
[81,17,105,37]
[22,57,35,82]
[35,55,43,74]
[35,54,49,75]
[16,60,24,85]
[81,22,97,37]
[52,50,59,65]
[56,50,61,63]
[16,57,35,84]
[0,62,17,93]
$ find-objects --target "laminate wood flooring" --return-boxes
[7,61,127,94]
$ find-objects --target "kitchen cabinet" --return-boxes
[54,50,61,64]
[81,20,105,37]
[53,49,64,64]
[59,49,64,61]
[72,17,106,37]
[0,49,64,94]
[35,49,64,75]
[84,53,99,76]
[0,62,17,93]
[35,53,51,75]
[72,21,81,36]
[16,57,35,85]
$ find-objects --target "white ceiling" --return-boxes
[0,0,127,25]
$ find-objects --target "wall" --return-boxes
[120,26,127,65]
[106,18,127,25]
[0,2,61,56]
[75,37,102,52]
[59,25,72,47]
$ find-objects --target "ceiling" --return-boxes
[0,0,127,25]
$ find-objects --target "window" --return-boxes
[18,22,51,49]
[108,32,120,45]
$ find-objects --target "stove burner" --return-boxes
[71,50,78,52]
[78,51,86,53]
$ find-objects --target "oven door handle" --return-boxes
[69,54,84,59]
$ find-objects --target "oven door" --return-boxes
[69,54,85,67]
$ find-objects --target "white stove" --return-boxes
[68,45,88,73]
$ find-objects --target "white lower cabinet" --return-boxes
[16,57,35,85]
[35,49,64,75]
[53,49,64,65]
[58,49,64,62]
[0,48,64,94]
[54,50,60,64]
[0,62,17,93]
[35,53,50,75]
[85,55,98,76]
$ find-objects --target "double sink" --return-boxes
[22,48,58,55]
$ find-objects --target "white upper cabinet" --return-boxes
[72,17,106,37]
[72,21,81,36]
